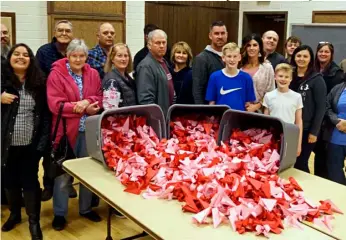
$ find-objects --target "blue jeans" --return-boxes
[327,143,346,185]
[53,132,93,216]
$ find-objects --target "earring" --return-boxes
[258,53,262,57]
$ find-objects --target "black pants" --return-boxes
[327,143,346,185]
[313,137,329,179]
[42,152,54,190]
[3,145,41,191]
[294,130,316,173]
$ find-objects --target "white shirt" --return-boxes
[263,89,303,124]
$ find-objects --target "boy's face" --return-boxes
[275,70,292,88]
[286,40,300,56]
[222,50,241,69]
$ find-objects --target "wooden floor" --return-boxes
[1,154,342,240]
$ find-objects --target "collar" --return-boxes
[95,44,107,56]
[205,45,222,57]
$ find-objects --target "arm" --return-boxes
[46,71,83,118]
[245,75,258,112]
[205,74,217,104]
[209,101,216,105]
[35,49,48,77]
[295,108,303,156]
[267,64,276,93]
[192,56,209,104]
[263,108,269,115]
[85,71,103,105]
[262,94,270,115]
[310,76,327,136]
[136,66,156,104]
[326,87,340,126]
[37,87,51,152]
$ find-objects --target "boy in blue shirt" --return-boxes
[205,42,256,111]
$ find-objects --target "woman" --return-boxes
[47,39,103,231]
[103,43,136,109]
[289,45,327,173]
[170,41,194,104]
[313,42,344,179]
[240,34,275,112]
[325,79,346,185]
[1,43,49,240]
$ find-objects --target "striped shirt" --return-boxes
[11,86,35,146]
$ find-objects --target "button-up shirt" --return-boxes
[87,44,107,79]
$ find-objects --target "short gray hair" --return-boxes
[147,29,167,42]
[66,39,88,56]
[55,20,73,31]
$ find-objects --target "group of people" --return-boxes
[1,19,345,240]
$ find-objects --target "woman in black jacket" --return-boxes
[103,43,136,109]
[313,42,344,179]
[289,45,327,173]
[325,80,346,185]
[170,41,194,104]
[1,43,49,240]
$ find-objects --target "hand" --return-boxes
[297,145,302,157]
[308,134,317,143]
[85,101,100,115]
[336,119,346,132]
[246,103,261,112]
[1,91,17,104]
[72,99,90,114]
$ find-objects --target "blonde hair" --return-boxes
[171,41,193,67]
[104,43,133,74]
[222,42,240,56]
[275,63,293,76]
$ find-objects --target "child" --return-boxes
[263,63,303,156]
[205,42,256,111]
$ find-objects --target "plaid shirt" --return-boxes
[11,86,36,146]
[87,44,107,79]
[66,62,86,132]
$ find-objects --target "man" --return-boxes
[136,29,174,115]
[36,20,75,201]
[1,23,11,59]
[133,24,171,72]
[284,36,302,63]
[36,20,73,76]
[88,22,115,79]
[262,30,287,70]
[192,21,227,104]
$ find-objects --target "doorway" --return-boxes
[242,12,288,55]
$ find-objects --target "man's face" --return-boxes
[1,24,10,47]
[54,23,73,44]
[209,26,228,49]
[262,31,279,53]
[148,34,167,59]
[98,23,115,48]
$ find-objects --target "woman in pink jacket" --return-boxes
[47,39,102,231]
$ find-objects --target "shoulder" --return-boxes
[194,50,209,61]
[36,42,53,55]
[262,62,274,71]
[210,69,223,78]
[238,70,252,79]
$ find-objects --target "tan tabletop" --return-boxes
[280,168,346,240]
[63,157,335,240]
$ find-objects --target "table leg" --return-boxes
[121,231,148,240]
[105,206,113,240]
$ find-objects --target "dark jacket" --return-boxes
[102,68,137,107]
[35,37,65,77]
[172,66,194,104]
[135,53,171,115]
[192,49,224,104]
[321,61,344,94]
[325,82,346,141]
[266,51,287,71]
[1,71,50,167]
[291,72,327,136]
[133,46,171,73]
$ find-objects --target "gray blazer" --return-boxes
[135,53,170,115]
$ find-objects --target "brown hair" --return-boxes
[104,43,133,74]
[275,63,293,76]
[170,41,193,67]
[285,36,302,47]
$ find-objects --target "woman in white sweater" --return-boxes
[240,34,275,112]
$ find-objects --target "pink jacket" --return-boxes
[47,58,102,147]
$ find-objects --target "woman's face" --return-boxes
[246,39,260,58]
[295,50,311,69]
[317,45,332,64]
[112,46,129,72]
[174,48,188,65]
[68,49,87,72]
[10,46,30,72]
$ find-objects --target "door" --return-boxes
[242,12,288,55]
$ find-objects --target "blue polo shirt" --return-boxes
[331,89,346,145]
[205,69,256,111]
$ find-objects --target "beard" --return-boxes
[1,43,11,59]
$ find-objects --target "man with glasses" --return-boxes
[88,22,116,79]
[36,20,76,201]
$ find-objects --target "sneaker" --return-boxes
[80,211,102,222]
[112,208,125,219]
[52,216,66,231]
[41,188,53,202]
[69,186,77,198]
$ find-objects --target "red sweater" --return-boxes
[47,58,102,147]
